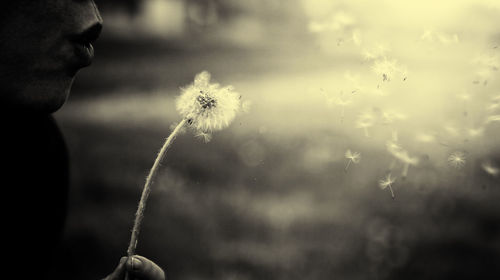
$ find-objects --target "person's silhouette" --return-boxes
[0,1,164,279]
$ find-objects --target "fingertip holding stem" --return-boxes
[128,256,142,271]
[124,256,142,280]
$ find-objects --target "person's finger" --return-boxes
[126,255,165,280]
[102,257,127,280]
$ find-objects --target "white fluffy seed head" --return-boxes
[176,71,241,133]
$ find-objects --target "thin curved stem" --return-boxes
[126,119,187,257]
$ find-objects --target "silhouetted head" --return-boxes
[0,1,103,114]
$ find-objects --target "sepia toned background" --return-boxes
[54,0,500,279]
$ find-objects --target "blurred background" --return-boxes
[53,0,500,279]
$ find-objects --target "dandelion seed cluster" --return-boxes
[309,6,500,197]
[176,71,241,134]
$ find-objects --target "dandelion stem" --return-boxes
[341,106,345,123]
[126,119,187,257]
[344,159,352,173]
[388,184,395,199]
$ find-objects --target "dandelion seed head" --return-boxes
[176,71,241,132]
[356,113,375,128]
[448,151,466,169]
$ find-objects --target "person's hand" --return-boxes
[103,255,165,280]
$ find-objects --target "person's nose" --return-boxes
[69,0,103,42]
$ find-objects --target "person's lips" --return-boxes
[68,23,102,70]
[73,42,95,66]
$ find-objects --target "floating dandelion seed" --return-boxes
[448,151,466,169]
[486,115,500,124]
[416,132,436,143]
[362,44,390,61]
[362,50,378,61]
[308,10,356,33]
[352,29,362,46]
[482,161,500,177]
[344,149,361,172]
[195,131,212,143]
[386,141,418,178]
[330,93,353,123]
[381,110,407,125]
[344,71,363,94]
[379,173,396,199]
[401,154,419,178]
[420,30,434,42]
[371,58,406,82]
[457,92,470,117]
[457,93,471,101]
[125,71,242,270]
[356,113,375,137]
[492,95,500,102]
[420,30,459,45]
[438,33,459,45]
[444,124,460,137]
[337,98,352,123]
[486,103,499,111]
[468,127,484,138]
[321,88,353,119]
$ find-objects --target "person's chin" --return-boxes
[18,76,75,114]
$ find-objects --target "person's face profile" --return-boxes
[0,0,103,114]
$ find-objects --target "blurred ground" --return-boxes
[53,1,500,279]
